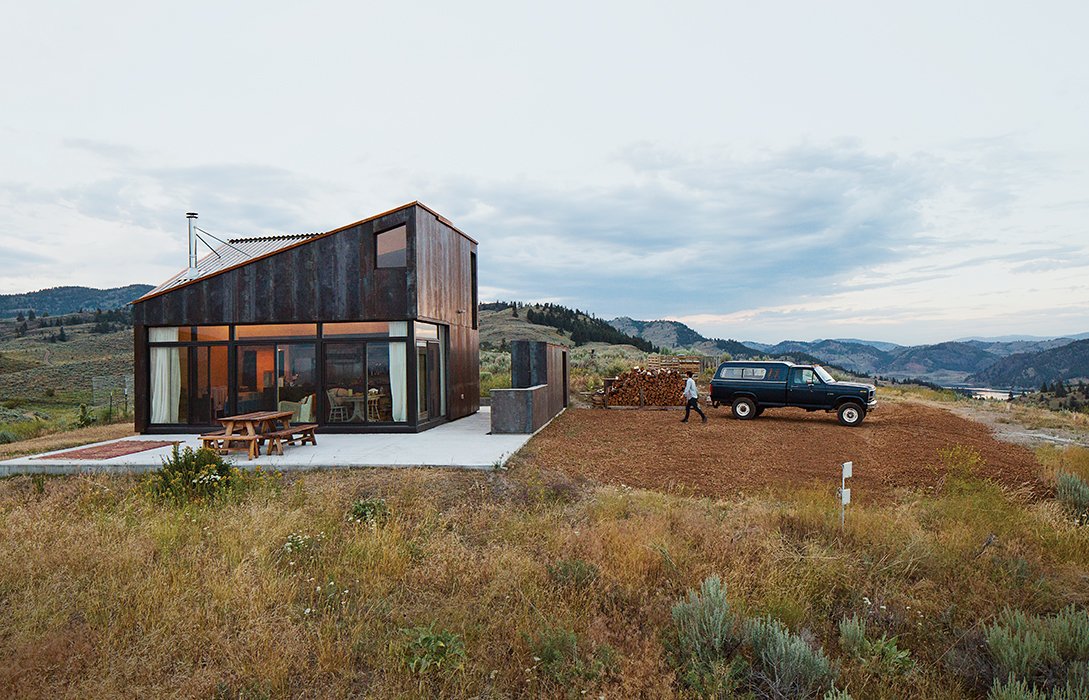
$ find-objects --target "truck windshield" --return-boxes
[814,366,836,383]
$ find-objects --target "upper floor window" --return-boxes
[376,225,407,268]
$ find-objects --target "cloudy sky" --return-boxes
[2,1,1087,344]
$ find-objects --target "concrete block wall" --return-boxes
[491,341,569,434]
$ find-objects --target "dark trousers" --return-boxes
[683,397,706,421]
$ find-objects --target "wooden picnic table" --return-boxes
[200,410,295,460]
[219,410,295,437]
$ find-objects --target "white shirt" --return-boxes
[683,377,698,400]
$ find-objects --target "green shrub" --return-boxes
[547,558,599,589]
[667,575,745,696]
[526,627,616,688]
[1056,472,1089,524]
[838,615,913,676]
[838,615,868,657]
[146,445,270,506]
[984,606,1089,696]
[746,616,837,700]
[73,403,95,428]
[400,624,466,677]
[347,496,390,527]
[988,677,1049,699]
[0,429,16,444]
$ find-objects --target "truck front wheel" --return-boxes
[837,403,865,426]
[732,397,757,420]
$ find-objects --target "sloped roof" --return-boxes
[134,201,476,305]
[138,233,321,300]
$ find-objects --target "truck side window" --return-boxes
[791,369,815,385]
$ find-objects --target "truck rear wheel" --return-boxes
[732,397,757,420]
[837,403,865,426]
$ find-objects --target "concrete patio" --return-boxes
[0,408,533,477]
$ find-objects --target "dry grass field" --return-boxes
[1,402,1088,698]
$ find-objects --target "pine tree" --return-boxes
[27,310,36,321]
[15,312,24,322]
[57,325,67,342]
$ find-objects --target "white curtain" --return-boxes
[389,342,407,422]
[149,327,181,423]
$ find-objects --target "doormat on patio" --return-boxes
[37,440,180,460]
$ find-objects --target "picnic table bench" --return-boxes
[261,423,319,456]
[198,410,298,460]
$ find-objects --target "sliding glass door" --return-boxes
[323,341,406,424]
[235,344,316,422]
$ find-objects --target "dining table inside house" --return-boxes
[342,393,382,422]
[211,410,296,459]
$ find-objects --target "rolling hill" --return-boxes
[0,285,153,317]
[967,338,1089,386]
[609,316,1089,385]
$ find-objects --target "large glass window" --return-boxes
[376,225,407,267]
[149,327,186,423]
[324,344,366,424]
[150,347,187,423]
[192,346,228,423]
[323,341,406,423]
[148,321,415,427]
[235,344,316,421]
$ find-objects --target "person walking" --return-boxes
[681,371,707,423]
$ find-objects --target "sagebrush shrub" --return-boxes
[146,445,270,505]
[984,606,1089,696]
[0,429,16,444]
[667,575,745,696]
[746,616,837,700]
[838,616,867,657]
[1056,472,1089,524]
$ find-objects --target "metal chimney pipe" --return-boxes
[186,212,199,279]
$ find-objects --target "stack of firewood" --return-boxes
[606,367,686,407]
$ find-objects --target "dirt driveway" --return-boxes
[524,401,1042,500]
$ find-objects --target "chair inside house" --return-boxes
[326,388,350,422]
[278,393,315,423]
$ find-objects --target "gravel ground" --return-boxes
[524,401,1043,500]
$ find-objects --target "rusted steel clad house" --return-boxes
[132,202,479,433]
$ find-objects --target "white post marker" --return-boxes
[840,461,853,529]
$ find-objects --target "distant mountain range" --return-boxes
[0,285,153,317]
[609,317,1089,386]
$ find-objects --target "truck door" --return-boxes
[787,368,820,407]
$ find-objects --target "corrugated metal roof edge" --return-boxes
[132,201,478,305]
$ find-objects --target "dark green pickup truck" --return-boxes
[709,361,877,426]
